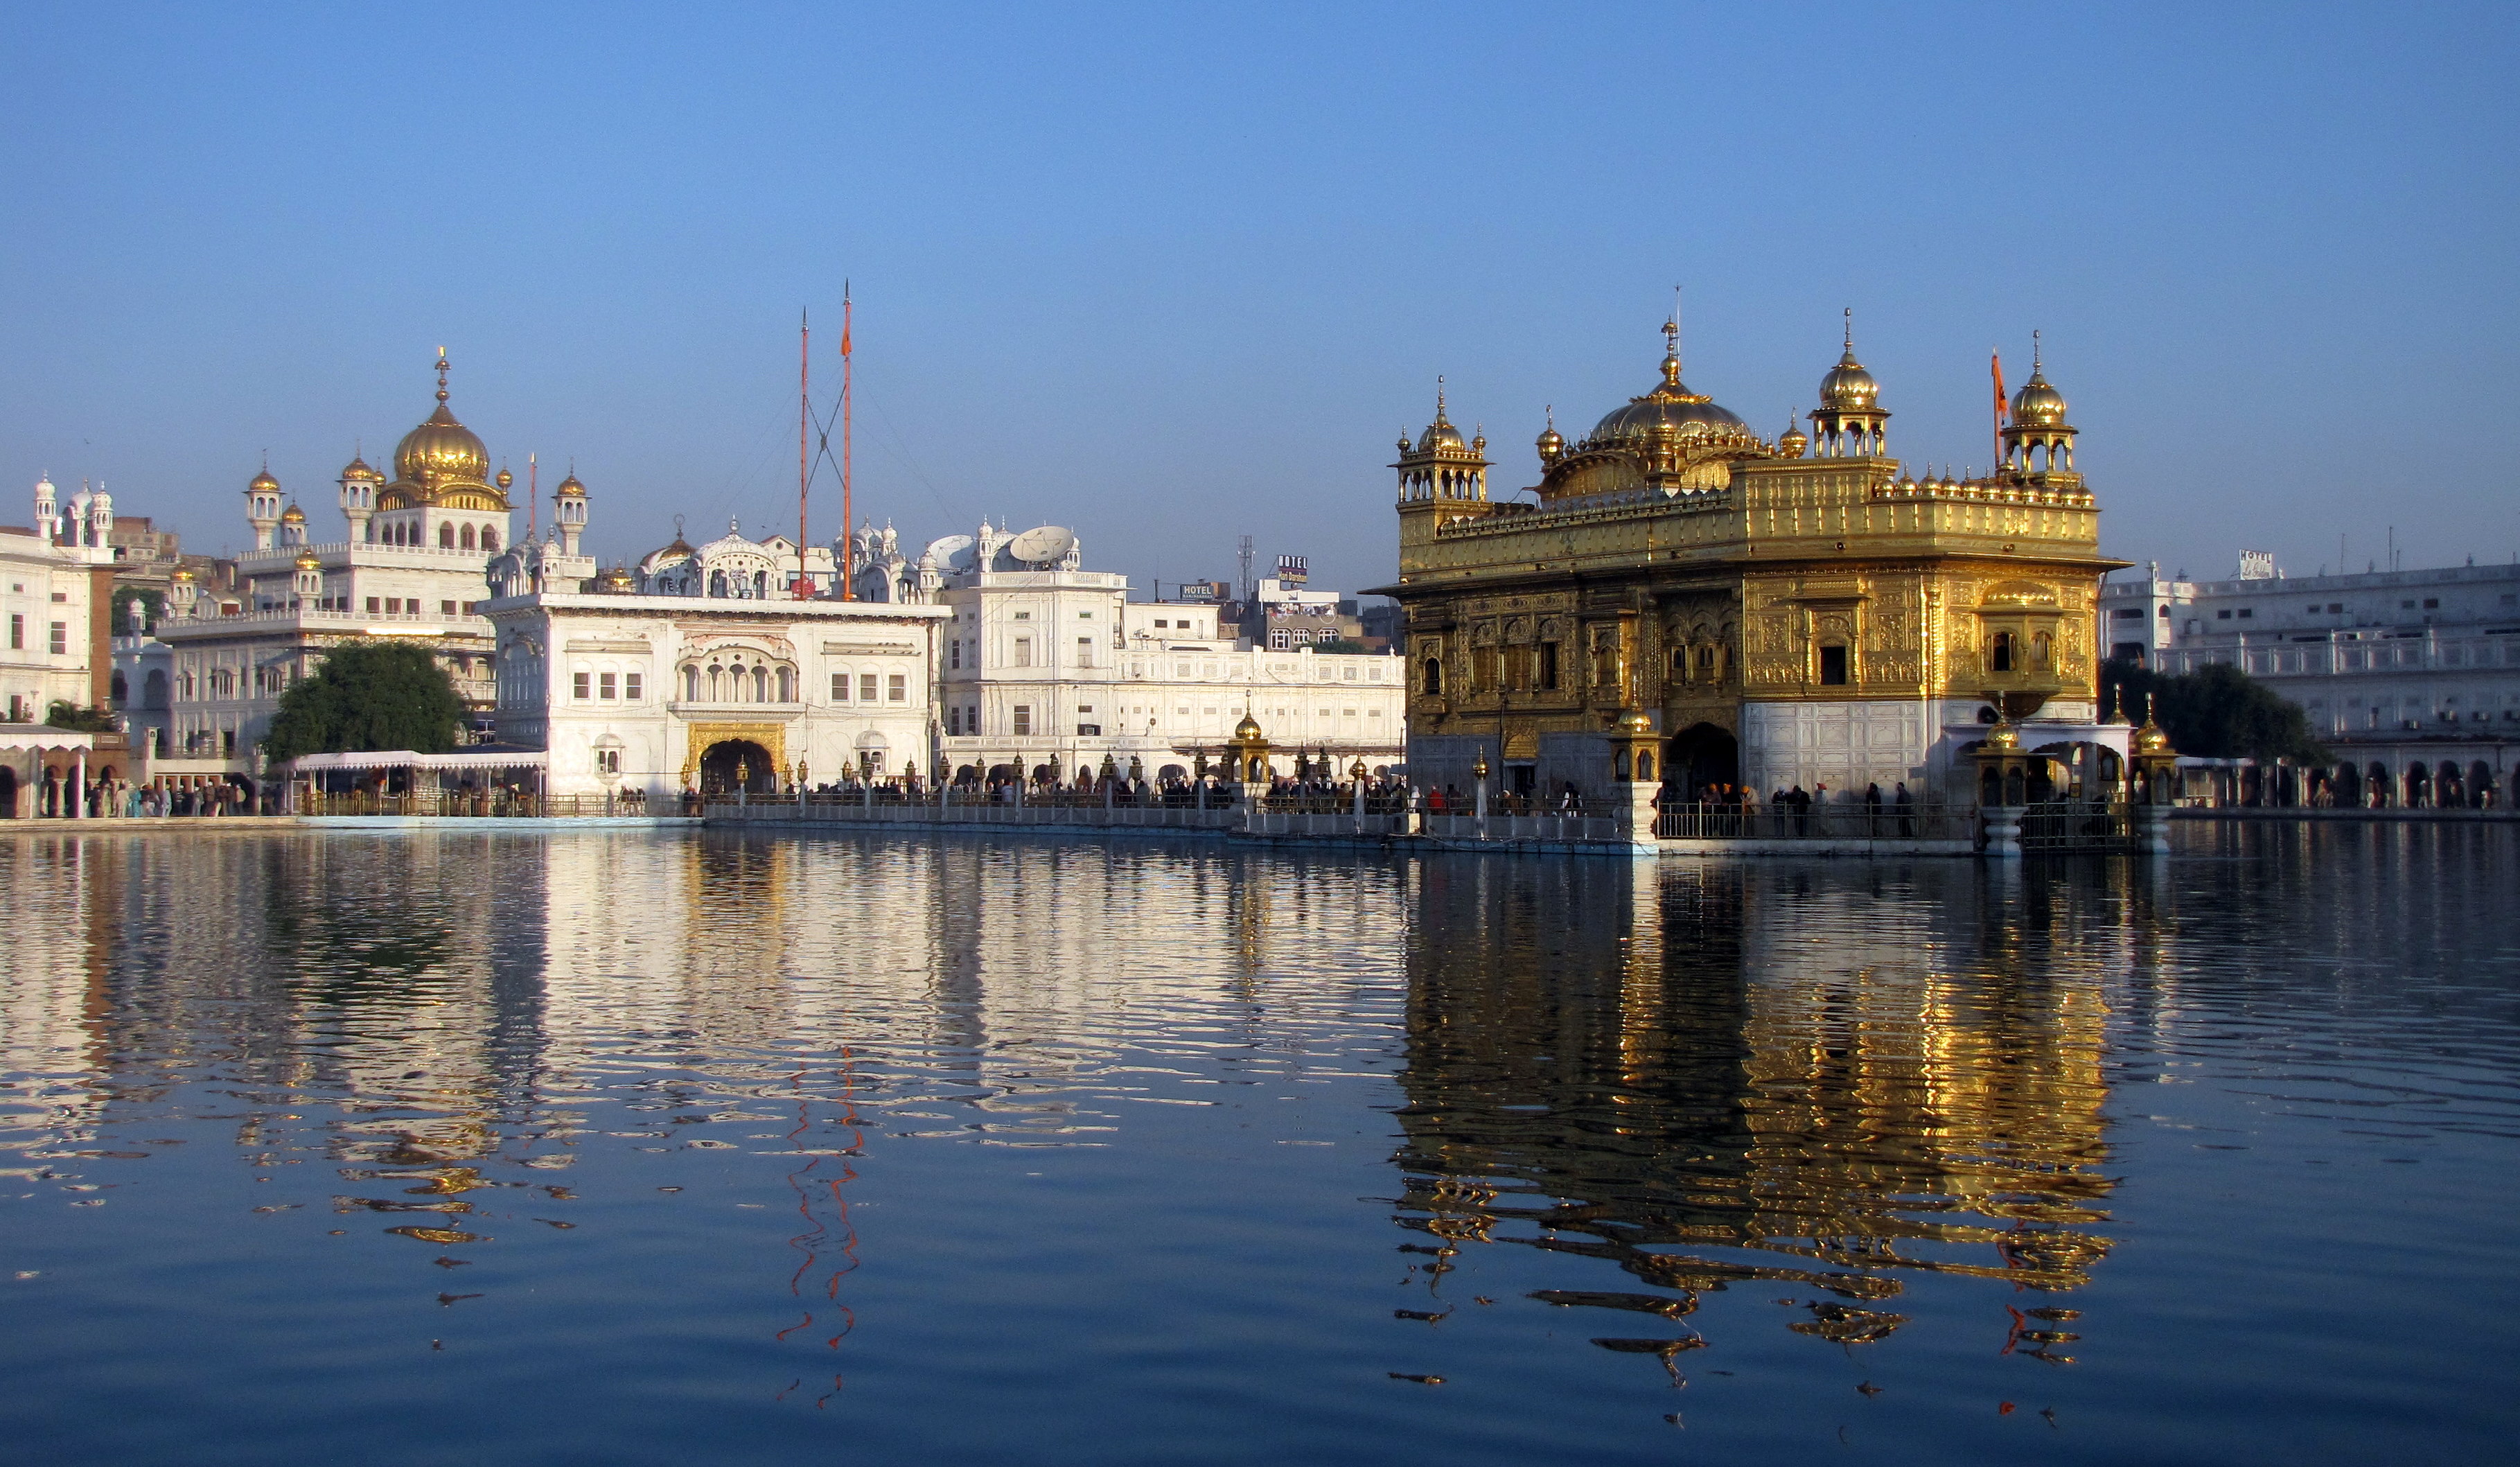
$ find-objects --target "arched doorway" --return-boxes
[1667,722,1739,798]
[699,739,776,796]
[0,766,15,818]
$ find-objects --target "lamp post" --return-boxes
[1472,748,1490,836]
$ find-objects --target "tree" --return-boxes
[2102,658,2328,763]
[44,701,119,732]
[1314,638,1369,655]
[263,640,466,761]
[112,586,165,635]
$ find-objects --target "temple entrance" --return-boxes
[1667,723,1739,798]
[698,739,777,796]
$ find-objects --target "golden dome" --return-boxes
[1983,722,2021,750]
[294,551,321,571]
[495,466,514,491]
[1614,707,1654,733]
[249,467,281,494]
[279,502,306,523]
[171,565,195,583]
[2009,368,2069,429]
[554,470,588,498]
[1233,713,1264,741]
[340,454,382,484]
[1818,347,1880,410]
[392,350,492,490]
[1589,319,1748,444]
[2134,720,2171,754]
[1777,414,1809,458]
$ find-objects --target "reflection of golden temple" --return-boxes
[1390,857,2124,1358]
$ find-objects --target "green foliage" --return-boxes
[112,586,165,634]
[1314,639,1370,655]
[263,640,465,762]
[2102,658,2329,762]
[44,701,120,732]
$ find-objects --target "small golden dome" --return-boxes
[294,551,321,571]
[2135,720,2171,754]
[171,565,195,582]
[1983,721,2021,750]
[1233,713,1264,741]
[1778,414,1809,458]
[1615,708,1654,733]
[249,468,281,494]
[280,502,306,523]
[2009,369,2069,428]
[1818,348,1879,411]
[340,454,382,484]
[554,471,587,498]
[495,467,514,491]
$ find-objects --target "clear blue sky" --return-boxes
[4,3,2512,595]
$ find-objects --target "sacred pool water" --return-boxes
[2,825,2512,1464]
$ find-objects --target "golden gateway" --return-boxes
[1371,314,2129,803]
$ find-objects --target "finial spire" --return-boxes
[2032,328,2042,372]
[1434,374,1448,425]
[434,346,450,404]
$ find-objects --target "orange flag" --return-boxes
[1991,350,2007,421]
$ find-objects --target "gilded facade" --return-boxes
[1378,316,2128,799]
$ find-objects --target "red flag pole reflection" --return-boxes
[773,1046,864,1406]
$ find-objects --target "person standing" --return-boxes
[1894,781,1914,837]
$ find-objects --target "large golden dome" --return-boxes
[381,350,507,512]
[1818,347,1880,410]
[1587,324,1749,444]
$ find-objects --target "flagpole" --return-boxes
[527,453,538,543]
[800,308,811,598]
[841,282,854,602]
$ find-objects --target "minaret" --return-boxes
[2000,332,2079,480]
[1808,309,1889,457]
[554,466,588,556]
[246,463,283,550]
[33,475,58,545]
[292,552,324,606]
[87,483,112,547]
[279,502,308,547]
[168,564,198,618]
[1393,378,1490,505]
[338,449,380,543]
[68,482,92,547]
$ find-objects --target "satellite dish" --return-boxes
[1006,525,1077,565]
[923,534,976,570]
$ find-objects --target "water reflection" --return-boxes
[1391,858,2138,1367]
[6,825,2514,1464]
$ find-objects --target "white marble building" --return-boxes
[922,520,1407,783]
[3,476,114,723]
[485,568,944,798]
[152,353,585,756]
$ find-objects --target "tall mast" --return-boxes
[841,282,855,601]
[527,453,538,543]
[799,308,811,597]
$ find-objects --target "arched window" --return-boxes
[777,667,794,702]
[1991,632,2015,672]
[2033,631,2053,667]
[707,665,725,701]
[482,527,498,552]
[682,665,699,701]
[752,571,767,597]
[752,666,769,702]
[439,522,456,549]
[1421,657,1443,696]
[460,525,476,550]
[709,571,727,597]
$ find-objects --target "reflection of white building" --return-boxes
[924,520,1407,783]
[152,353,564,755]
[485,568,944,797]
